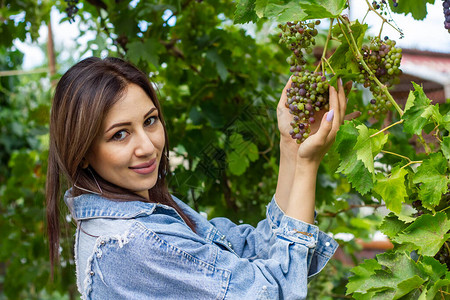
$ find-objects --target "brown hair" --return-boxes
[46,57,195,274]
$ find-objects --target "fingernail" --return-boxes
[326,109,334,122]
[339,78,343,86]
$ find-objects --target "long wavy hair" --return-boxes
[46,57,195,274]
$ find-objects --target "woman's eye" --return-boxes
[111,130,128,141]
[144,116,158,127]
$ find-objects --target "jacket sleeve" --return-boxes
[208,196,338,278]
[82,201,338,300]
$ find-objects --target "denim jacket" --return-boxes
[64,190,338,299]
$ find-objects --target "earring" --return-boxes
[74,167,103,195]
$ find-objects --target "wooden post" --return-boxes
[47,13,56,84]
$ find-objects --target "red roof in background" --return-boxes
[401,49,450,75]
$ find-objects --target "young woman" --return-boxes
[46,57,348,299]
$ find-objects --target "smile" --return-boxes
[129,158,157,175]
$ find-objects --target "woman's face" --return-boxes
[86,83,165,199]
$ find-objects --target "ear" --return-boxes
[80,158,89,169]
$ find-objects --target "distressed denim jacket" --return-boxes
[64,190,338,300]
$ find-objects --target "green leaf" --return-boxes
[389,0,435,21]
[127,38,161,67]
[412,152,449,210]
[402,83,442,136]
[379,213,409,239]
[234,0,258,24]
[346,259,382,294]
[227,151,249,175]
[347,251,424,296]
[392,212,450,256]
[336,121,373,194]
[441,136,450,162]
[354,124,388,174]
[393,275,426,300]
[374,166,408,214]
[425,276,450,300]
[417,256,448,283]
[329,20,368,74]
[263,2,307,22]
[206,49,229,81]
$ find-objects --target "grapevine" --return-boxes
[359,36,403,117]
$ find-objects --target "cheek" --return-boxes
[89,144,129,172]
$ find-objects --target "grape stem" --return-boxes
[322,203,386,217]
[338,15,404,117]
[317,18,335,75]
[364,0,403,36]
[370,119,404,138]
[381,150,422,166]
[417,134,432,154]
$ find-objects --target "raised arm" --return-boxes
[275,78,348,224]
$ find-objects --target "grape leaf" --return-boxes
[127,39,161,67]
[425,276,450,300]
[347,251,425,296]
[393,275,426,300]
[336,121,373,195]
[441,136,450,162]
[379,213,409,239]
[412,152,449,210]
[329,20,368,74]
[206,49,229,81]
[392,212,450,256]
[254,0,345,21]
[346,259,382,294]
[389,0,435,21]
[417,256,448,283]
[227,133,259,175]
[227,151,249,175]
[402,83,442,136]
[373,166,408,214]
[234,0,258,24]
[354,124,388,174]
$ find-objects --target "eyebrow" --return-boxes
[105,107,158,134]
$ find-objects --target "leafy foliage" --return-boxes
[1,0,450,299]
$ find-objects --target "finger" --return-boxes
[313,109,334,142]
[344,111,361,121]
[328,85,341,132]
[337,78,347,122]
[279,76,293,107]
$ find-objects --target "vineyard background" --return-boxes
[1,0,449,299]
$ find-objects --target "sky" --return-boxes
[14,1,450,70]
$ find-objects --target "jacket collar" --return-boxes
[64,189,157,221]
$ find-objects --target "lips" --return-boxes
[129,158,157,175]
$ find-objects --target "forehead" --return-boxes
[103,84,156,124]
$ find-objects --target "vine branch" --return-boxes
[338,16,404,117]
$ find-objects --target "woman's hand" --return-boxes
[277,77,360,165]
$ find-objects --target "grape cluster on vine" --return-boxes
[65,0,79,23]
[278,20,330,144]
[358,36,402,117]
[443,0,450,33]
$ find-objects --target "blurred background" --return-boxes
[1,0,449,299]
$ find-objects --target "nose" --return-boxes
[134,129,155,157]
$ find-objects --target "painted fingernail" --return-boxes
[339,78,343,86]
[326,109,334,122]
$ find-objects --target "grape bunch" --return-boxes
[279,20,330,144]
[358,36,402,117]
[444,0,450,33]
[65,0,79,23]
[372,0,398,10]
